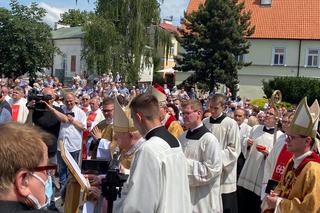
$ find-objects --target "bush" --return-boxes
[263,77,320,105]
[251,98,268,110]
[251,98,293,111]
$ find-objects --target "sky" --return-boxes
[0,0,189,27]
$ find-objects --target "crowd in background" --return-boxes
[1,71,320,213]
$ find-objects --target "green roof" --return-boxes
[51,26,84,40]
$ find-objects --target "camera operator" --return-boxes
[26,87,63,210]
[26,88,63,162]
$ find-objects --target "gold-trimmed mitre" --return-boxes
[287,97,319,138]
[113,96,136,133]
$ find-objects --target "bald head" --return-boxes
[42,87,55,105]
[42,87,54,97]
[64,92,75,110]
[234,108,246,126]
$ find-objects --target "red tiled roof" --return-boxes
[159,22,179,33]
[186,0,206,14]
[186,0,320,40]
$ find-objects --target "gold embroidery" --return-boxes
[282,169,296,197]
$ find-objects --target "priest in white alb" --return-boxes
[179,100,222,213]
[238,107,283,213]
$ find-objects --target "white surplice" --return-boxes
[114,135,192,213]
[180,127,222,213]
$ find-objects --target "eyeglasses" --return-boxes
[181,110,198,116]
[31,164,57,176]
[265,112,275,116]
[82,98,89,100]
[103,109,114,113]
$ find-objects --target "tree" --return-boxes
[263,77,320,105]
[59,9,95,27]
[0,0,55,78]
[176,0,255,97]
[82,0,171,84]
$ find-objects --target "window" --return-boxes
[306,49,319,67]
[71,55,76,72]
[272,47,286,66]
[237,54,245,63]
[169,46,175,56]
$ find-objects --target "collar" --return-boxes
[186,124,210,140]
[145,125,162,139]
[263,126,275,134]
[209,113,226,124]
[190,123,203,132]
[145,125,180,148]
[293,151,313,169]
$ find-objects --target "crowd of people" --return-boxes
[0,73,319,213]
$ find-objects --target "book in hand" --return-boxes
[60,141,90,191]
[256,145,267,151]
[265,179,279,194]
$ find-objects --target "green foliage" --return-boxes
[59,9,95,27]
[0,0,55,78]
[83,0,171,84]
[251,98,293,110]
[263,77,320,105]
[250,98,268,109]
[175,0,255,97]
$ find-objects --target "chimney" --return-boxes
[54,22,71,30]
[163,16,173,25]
[261,0,271,5]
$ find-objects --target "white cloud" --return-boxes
[38,2,67,27]
[34,0,189,27]
[160,0,189,26]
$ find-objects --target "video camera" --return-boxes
[101,147,128,213]
[81,147,128,213]
[27,89,52,111]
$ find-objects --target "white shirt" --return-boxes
[58,105,87,152]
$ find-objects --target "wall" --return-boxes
[238,39,320,99]
[52,38,86,81]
